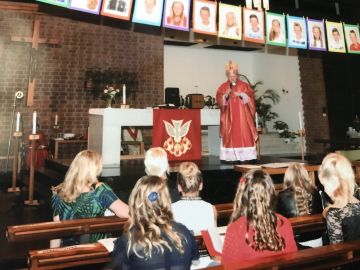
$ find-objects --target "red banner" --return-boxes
[152,109,201,161]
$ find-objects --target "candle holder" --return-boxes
[7,132,22,193]
[256,127,262,160]
[297,129,306,162]
[120,104,130,109]
[24,134,40,206]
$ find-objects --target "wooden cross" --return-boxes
[11,16,60,106]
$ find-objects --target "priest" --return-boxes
[216,61,258,163]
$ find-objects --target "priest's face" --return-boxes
[227,70,237,83]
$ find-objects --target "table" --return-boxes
[234,163,320,185]
[314,138,360,152]
[49,139,88,159]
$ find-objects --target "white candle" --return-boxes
[255,112,259,128]
[16,112,20,132]
[298,112,303,130]
[246,0,252,9]
[122,84,126,105]
[32,111,37,134]
[55,114,58,126]
[263,0,269,10]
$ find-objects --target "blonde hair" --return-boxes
[53,150,102,203]
[177,162,202,194]
[319,153,356,215]
[283,163,316,216]
[144,147,169,178]
[125,176,184,258]
[312,25,323,47]
[231,169,285,251]
[269,19,281,41]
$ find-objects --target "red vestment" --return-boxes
[216,79,258,161]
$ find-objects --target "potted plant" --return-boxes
[273,120,297,143]
[239,74,280,133]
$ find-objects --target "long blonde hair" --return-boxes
[319,153,357,215]
[230,169,285,251]
[144,147,169,178]
[283,163,316,215]
[125,176,184,258]
[53,150,102,203]
[177,162,202,194]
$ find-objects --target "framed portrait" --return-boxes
[132,0,165,26]
[163,0,191,31]
[243,8,265,44]
[343,24,360,54]
[218,3,242,40]
[326,21,346,53]
[192,0,217,35]
[69,0,102,14]
[287,15,307,49]
[101,0,133,20]
[265,12,286,47]
[307,18,327,51]
[37,0,69,7]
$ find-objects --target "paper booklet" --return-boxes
[98,237,117,252]
[201,227,225,257]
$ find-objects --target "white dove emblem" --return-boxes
[163,119,192,156]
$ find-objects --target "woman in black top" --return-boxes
[112,175,199,269]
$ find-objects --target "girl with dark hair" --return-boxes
[221,169,297,265]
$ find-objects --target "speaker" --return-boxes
[165,87,180,107]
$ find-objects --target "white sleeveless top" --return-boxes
[172,198,215,234]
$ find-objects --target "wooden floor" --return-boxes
[0,154,322,269]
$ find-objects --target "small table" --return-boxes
[234,163,320,186]
[50,139,88,159]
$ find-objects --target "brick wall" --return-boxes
[0,4,163,167]
[298,54,330,154]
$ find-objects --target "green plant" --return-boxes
[239,74,280,129]
[273,120,297,140]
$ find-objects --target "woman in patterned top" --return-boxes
[51,150,129,247]
[319,153,360,244]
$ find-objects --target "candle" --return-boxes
[55,114,58,126]
[32,111,37,134]
[122,84,126,105]
[263,0,269,10]
[16,112,20,132]
[298,112,303,130]
[255,112,259,128]
[246,0,252,9]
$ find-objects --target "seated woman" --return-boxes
[221,169,297,265]
[172,162,217,234]
[276,163,323,247]
[112,175,199,269]
[51,150,129,247]
[319,153,360,244]
[144,147,180,202]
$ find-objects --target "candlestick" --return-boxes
[122,84,126,105]
[55,114,58,126]
[16,112,20,132]
[255,112,259,128]
[32,111,37,134]
[298,112,303,130]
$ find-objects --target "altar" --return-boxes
[88,108,220,175]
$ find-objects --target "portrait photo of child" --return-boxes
[326,21,346,53]
[287,15,307,49]
[163,0,190,31]
[343,24,360,54]
[69,0,102,14]
[266,12,286,47]
[192,0,217,35]
[132,0,165,26]
[307,18,326,51]
[218,3,242,40]
[243,8,265,44]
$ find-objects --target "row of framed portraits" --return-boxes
[38,0,360,54]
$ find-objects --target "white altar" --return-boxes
[88,108,220,175]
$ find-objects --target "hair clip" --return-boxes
[148,192,158,202]
[239,177,247,184]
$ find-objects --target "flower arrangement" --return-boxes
[103,85,120,107]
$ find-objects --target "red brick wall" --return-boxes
[298,56,330,153]
[0,5,163,166]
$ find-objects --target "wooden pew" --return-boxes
[27,214,326,270]
[7,203,233,242]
